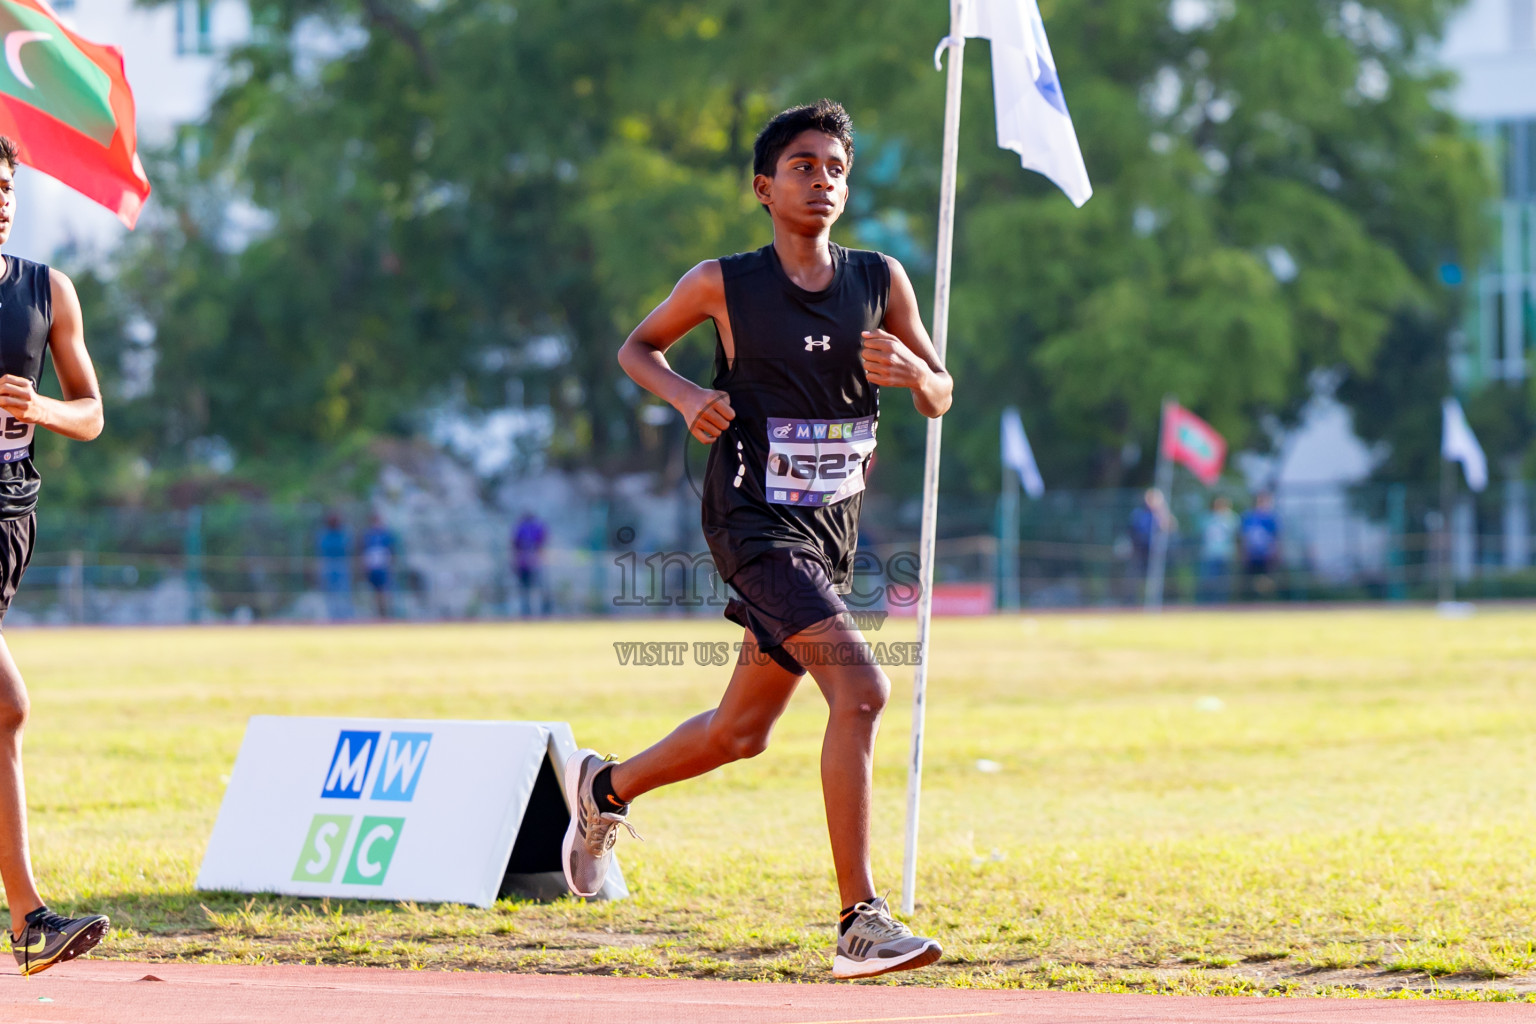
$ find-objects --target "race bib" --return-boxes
[0,416,32,463]
[764,416,877,507]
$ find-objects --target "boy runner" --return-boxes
[563,100,953,979]
[0,138,111,975]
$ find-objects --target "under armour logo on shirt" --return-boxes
[804,335,831,351]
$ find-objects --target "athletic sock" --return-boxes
[591,765,628,813]
[839,902,871,936]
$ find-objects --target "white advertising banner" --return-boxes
[197,717,627,907]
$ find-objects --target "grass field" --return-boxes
[9,610,1536,998]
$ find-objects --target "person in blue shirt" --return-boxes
[1239,492,1281,599]
[1128,488,1175,603]
[316,512,352,620]
[360,514,398,618]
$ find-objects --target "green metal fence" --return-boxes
[9,479,1534,625]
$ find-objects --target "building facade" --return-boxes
[1443,0,1536,386]
[6,0,249,263]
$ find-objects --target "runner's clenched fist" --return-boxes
[677,386,735,444]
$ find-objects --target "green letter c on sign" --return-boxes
[342,816,404,885]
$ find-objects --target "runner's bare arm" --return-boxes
[863,256,952,418]
[0,269,102,442]
[618,260,736,444]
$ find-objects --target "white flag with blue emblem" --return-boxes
[960,0,1092,207]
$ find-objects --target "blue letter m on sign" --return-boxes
[322,730,380,799]
[370,732,432,802]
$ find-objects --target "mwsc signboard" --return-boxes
[197,717,627,906]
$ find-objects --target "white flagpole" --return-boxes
[1145,396,1175,611]
[902,0,966,918]
[999,464,1021,610]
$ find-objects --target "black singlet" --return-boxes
[701,242,890,591]
[0,256,51,519]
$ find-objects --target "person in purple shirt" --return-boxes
[511,512,548,616]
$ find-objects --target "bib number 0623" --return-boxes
[763,415,877,507]
[770,452,858,481]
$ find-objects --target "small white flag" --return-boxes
[1001,406,1044,498]
[1442,397,1487,493]
[958,0,1092,207]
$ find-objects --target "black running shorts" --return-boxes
[0,513,35,626]
[723,547,848,676]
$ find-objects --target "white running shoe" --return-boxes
[561,748,640,898]
[832,897,943,979]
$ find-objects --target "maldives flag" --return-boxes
[0,0,149,227]
[1161,402,1226,486]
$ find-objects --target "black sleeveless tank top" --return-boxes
[701,243,890,590]
[0,256,53,519]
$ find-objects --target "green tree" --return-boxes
[91,0,1489,505]
[945,0,1489,490]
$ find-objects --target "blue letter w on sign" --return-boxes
[322,730,380,799]
[370,732,432,802]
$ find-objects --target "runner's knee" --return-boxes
[832,667,889,720]
[706,717,771,762]
[0,690,27,736]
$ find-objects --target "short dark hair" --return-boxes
[0,136,17,173]
[752,99,854,178]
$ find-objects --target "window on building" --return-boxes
[1499,120,1534,200]
[1462,121,1536,384]
[1512,0,1536,49]
[175,0,213,56]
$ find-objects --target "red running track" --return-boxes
[1,960,1529,1023]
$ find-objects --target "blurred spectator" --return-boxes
[512,512,549,616]
[1240,492,1281,599]
[1128,488,1177,594]
[360,514,398,618]
[1197,495,1238,603]
[317,512,352,620]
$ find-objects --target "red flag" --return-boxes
[1161,402,1226,486]
[0,0,150,227]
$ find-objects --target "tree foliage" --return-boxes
[78,0,1490,505]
